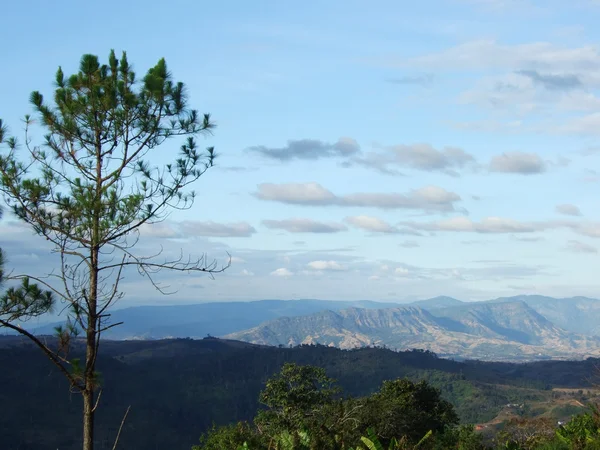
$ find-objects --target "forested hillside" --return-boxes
[1,336,599,449]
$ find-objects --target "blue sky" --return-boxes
[3,0,600,305]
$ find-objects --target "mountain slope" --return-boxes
[225,304,600,361]
[430,301,570,345]
[487,295,600,336]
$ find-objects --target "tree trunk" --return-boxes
[84,248,99,450]
[83,387,95,450]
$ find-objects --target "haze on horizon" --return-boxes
[2,0,600,306]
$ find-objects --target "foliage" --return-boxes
[496,417,557,450]
[195,363,468,450]
[555,407,600,449]
[354,378,458,446]
[192,422,261,450]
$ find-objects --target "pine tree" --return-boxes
[0,50,229,450]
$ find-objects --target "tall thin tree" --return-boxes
[0,50,229,450]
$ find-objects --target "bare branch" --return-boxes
[111,405,131,450]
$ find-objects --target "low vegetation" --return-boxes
[195,362,600,450]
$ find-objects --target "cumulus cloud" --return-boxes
[351,144,476,176]
[566,240,597,254]
[555,204,582,216]
[344,216,399,233]
[255,183,462,212]
[180,221,256,237]
[489,152,546,174]
[255,182,337,205]
[270,268,293,277]
[306,260,346,271]
[262,218,347,233]
[248,137,360,161]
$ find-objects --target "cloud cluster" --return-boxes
[248,134,556,177]
[350,144,476,176]
[392,39,600,136]
[255,183,462,212]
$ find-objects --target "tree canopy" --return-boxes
[0,50,227,450]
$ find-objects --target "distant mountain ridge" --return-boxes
[27,298,402,339]
[15,295,600,361]
[225,300,600,361]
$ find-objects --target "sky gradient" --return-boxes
[3,0,600,305]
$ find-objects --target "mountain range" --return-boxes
[20,295,600,360]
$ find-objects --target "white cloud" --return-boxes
[270,268,293,277]
[139,222,181,238]
[255,183,463,212]
[345,215,399,233]
[306,260,346,271]
[255,182,337,205]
